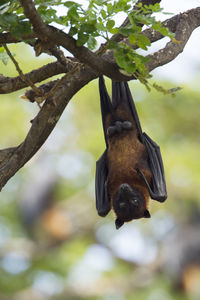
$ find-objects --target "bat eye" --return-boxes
[130,199,138,205]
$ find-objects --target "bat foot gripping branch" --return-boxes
[107,120,133,137]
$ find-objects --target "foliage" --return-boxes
[0,0,174,83]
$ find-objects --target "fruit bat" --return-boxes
[95,76,167,229]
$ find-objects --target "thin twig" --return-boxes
[3,44,41,97]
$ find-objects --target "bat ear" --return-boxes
[144,210,151,218]
[115,218,124,229]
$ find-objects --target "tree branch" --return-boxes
[111,0,162,43]
[0,65,97,190]
[102,7,200,74]
[15,7,200,103]
[20,0,200,82]
[146,7,200,71]
[0,60,75,94]
[21,79,59,102]
[20,0,129,81]
[0,7,186,95]
[0,32,35,44]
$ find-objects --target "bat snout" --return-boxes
[119,183,132,192]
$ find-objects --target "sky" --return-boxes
[151,0,200,84]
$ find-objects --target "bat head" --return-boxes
[113,183,151,229]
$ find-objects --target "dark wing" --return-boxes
[99,76,113,147]
[112,81,144,142]
[138,133,167,202]
[95,77,113,216]
[112,81,167,202]
[95,150,111,216]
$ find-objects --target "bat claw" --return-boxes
[115,121,122,127]
[122,121,132,130]
[115,124,122,133]
[115,121,123,133]
[107,121,132,138]
[107,122,122,136]
[107,126,116,137]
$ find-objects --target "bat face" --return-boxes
[113,183,151,229]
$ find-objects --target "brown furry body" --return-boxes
[106,103,151,210]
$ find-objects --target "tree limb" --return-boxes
[1,7,195,95]
[111,0,162,43]
[20,0,129,81]
[0,32,35,44]
[0,60,75,94]
[13,7,200,102]
[102,7,200,73]
[0,65,97,190]
[20,0,200,81]
[146,7,200,71]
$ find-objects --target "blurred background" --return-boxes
[0,1,200,299]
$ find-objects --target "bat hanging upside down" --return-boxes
[95,76,167,229]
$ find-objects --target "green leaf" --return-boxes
[64,1,80,8]
[158,26,173,36]
[129,34,136,45]
[100,9,106,19]
[134,13,154,25]
[139,35,151,46]
[67,5,80,22]
[56,15,69,26]
[146,3,162,13]
[107,3,113,14]
[137,34,151,50]
[68,26,77,36]
[118,26,134,36]
[0,13,18,27]
[152,22,162,31]
[106,19,115,31]
[87,36,97,50]
[37,7,57,24]
[114,47,136,74]
[127,15,142,33]
[10,21,32,38]
[152,22,175,39]
[119,69,132,76]
[96,22,106,32]
[80,23,96,34]
[77,32,89,47]
[106,40,118,50]
[109,27,118,34]
[159,27,168,35]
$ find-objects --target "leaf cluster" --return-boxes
[0,1,32,38]
[0,0,175,85]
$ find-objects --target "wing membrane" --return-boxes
[95,150,111,216]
